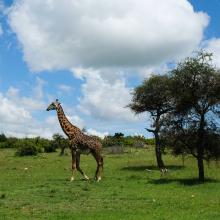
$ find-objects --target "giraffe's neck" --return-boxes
[56,105,80,138]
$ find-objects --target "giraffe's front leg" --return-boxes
[76,151,90,180]
[70,148,76,181]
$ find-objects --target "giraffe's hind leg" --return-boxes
[76,151,89,180]
[92,151,103,182]
[70,148,76,181]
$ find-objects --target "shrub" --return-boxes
[15,139,38,156]
[0,137,18,149]
[44,142,56,153]
[145,138,155,146]
[34,137,54,153]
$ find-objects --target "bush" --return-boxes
[15,139,38,156]
[34,137,54,153]
[145,138,155,146]
[0,137,18,149]
[44,142,56,153]
[102,134,151,148]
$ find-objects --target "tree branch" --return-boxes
[145,128,155,133]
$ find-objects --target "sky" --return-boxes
[0,0,220,139]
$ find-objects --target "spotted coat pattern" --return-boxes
[47,100,103,181]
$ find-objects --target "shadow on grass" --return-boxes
[148,178,220,186]
[122,165,184,172]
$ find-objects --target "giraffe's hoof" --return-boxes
[96,177,101,182]
[84,175,90,181]
[70,176,74,182]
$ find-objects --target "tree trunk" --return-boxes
[148,113,166,172]
[197,113,205,182]
[197,153,205,182]
[155,132,165,170]
[181,154,185,167]
[60,147,65,156]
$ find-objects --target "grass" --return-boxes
[0,147,220,220]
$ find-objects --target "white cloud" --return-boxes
[204,38,220,68]
[0,91,45,138]
[86,128,108,139]
[6,77,46,111]
[67,115,85,129]
[75,69,138,122]
[0,78,65,138]
[0,86,86,138]
[0,92,32,124]
[8,0,208,71]
[6,0,211,137]
[33,77,46,99]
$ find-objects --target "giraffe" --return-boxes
[46,99,103,182]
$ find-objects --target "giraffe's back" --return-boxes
[69,132,102,152]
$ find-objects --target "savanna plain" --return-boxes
[0,147,220,220]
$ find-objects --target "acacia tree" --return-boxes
[128,75,173,171]
[162,51,220,182]
[52,133,70,156]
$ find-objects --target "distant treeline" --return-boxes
[0,133,70,156]
[102,132,154,148]
[0,133,154,156]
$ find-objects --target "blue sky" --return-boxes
[0,0,220,138]
[190,0,220,39]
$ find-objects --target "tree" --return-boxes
[128,75,173,171]
[162,51,220,182]
[52,133,70,156]
[0,133,7,142]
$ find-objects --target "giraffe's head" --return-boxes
[46,99,60,111]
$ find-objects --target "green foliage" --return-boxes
[113,132,124,139]
[128,74,173,115]
[162,51,220,181]
[0,137,18,149]
[34,137,54,153]
[171,51,220,114]
[145,138,155,146]
[102,133,125,148]
[102,135,120,148]
[15,139,38,156]
[52,133,70,155]
[102,133,151,148]
[0,133,7,142]
[0,134,69,154]
[128,74,173,169]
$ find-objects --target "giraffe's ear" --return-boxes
[55,99,60,104]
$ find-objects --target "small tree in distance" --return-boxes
[52,133,70,156]
[128,75,173,172]
[0,133,7,142]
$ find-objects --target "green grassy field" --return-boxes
[0,147,220,220]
